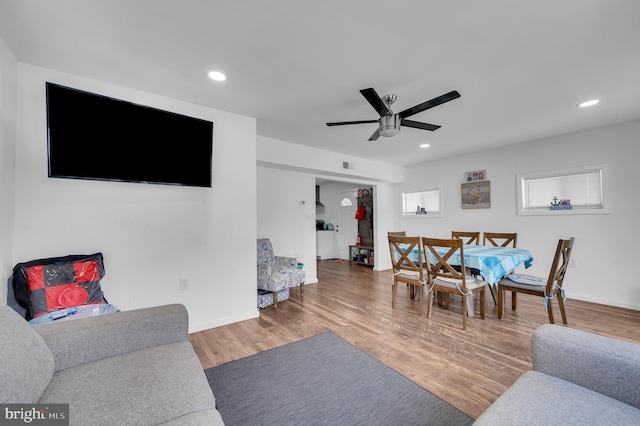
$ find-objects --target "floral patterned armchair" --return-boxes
[257,238,305,308]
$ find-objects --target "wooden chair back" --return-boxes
[451,231,480,245]
[498,237,575,324]
[388,235,425,314]
[422,237,486,329]
[387,231,406,237]
[545,237,575,296]
[388,236,423,276]
[422,237,466,286]
[483,232,518,248]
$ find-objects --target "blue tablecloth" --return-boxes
[405,245,533,286]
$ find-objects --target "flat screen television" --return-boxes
[46,82,213,187]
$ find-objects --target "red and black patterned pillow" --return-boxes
[12,253,106,320]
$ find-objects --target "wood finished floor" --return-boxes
[190,259,640,419]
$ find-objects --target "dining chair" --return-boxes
[451,231,480,245]
[388,235,426,315]
[483,232,518,248]
[497,238,575,324]
[422,237,487,330]
[451,231,481,277]
[387,231,406,237]
[388,232,416,291]
[482,232,518,305]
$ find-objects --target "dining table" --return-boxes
[403,244,534,316]
[423,245,533,287]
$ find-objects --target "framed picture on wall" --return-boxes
[464,170,487,182]
[461,180,490,209]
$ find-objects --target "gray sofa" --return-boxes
[0,303,224,425]
[474,324,640,425]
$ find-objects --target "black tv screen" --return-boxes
[46,82,213,187]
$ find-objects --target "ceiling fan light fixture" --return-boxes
[379,115,401,137]
[380,127,400,137]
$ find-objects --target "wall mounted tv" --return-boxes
[46,82,213,187]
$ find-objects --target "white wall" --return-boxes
[372,182,394,271]
[257,135,405,183]
[0,37,17,305]
[256,166,318,283]
[394,120,640,310]
[11,63,258,332]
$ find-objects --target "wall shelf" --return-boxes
[349,245,374,267]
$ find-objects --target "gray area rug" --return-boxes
[205,332,474,426]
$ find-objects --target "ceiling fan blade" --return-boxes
[401,119,441,131]
[368,128,381,141]
[398,90,461,119]
[326,119,379,127]
[360,88,390,117]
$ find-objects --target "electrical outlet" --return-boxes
[179,277,189,290]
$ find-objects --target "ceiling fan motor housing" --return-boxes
[379,114,401,137]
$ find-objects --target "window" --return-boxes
[517,164,610,215]
[402,188,443,217]
[339,197,353,207]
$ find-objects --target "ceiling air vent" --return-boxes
[342,161,354,170]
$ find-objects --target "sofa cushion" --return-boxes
[532,323,640,409]
[39,341,217,426]
[0,306,55,403]
[159,408,225,426]
[7,275,27,318]
[474,370,640,425]
[35,303,189,372]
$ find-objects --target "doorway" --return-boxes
[334,190,358,260]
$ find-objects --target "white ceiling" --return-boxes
[1,0,639,166]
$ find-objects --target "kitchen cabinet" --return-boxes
[316,230,335,260]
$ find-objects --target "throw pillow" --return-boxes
[12,253,106,320]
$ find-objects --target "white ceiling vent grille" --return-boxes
[342,161,354,170]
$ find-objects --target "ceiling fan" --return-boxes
[326,88,461,141]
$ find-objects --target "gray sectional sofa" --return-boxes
[0,303,224,425]
[474,324,640,425]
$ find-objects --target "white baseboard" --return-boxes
[189,310,259,334]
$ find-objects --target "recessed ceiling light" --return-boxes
[419,143,430,148]
[208,71,227,82]
[577,99,599,108]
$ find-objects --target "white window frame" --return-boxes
[516,163,611,216]
[339,197,353,207]
[402,187,444,218]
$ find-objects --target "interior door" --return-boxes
[335,190,358,260]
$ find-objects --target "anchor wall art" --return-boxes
[461,180,491,209]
